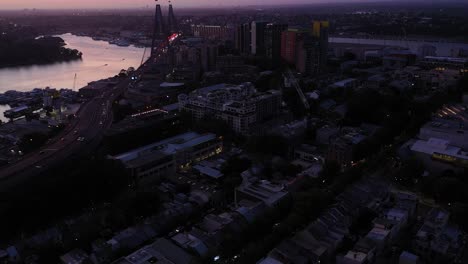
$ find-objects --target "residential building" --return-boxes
[413,209,463,264]
[280,28,308,65]
[399,251,420,264]
[178,83,281,135]
[236,180,289,208]
[236,172,289,208]
[327,124,381,166]
[112,238,199,264]
[60,249,90,264]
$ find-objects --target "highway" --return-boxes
[0,80,127,189]
[0,33,181,189]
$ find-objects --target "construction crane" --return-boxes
[284,68,310,112]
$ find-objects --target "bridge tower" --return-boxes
[151,0,166,56]
[167,1,178,34]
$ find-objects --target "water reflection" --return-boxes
[0,33,148,93]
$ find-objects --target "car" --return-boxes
[60,137,65,141]
[77,137,85,142]
[39,151,45,155]
[99,121,103,125]
[73,130,78,134]
[35,165,42,169]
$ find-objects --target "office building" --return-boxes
[200,42,219,72]
[265,23,288,65]
[296,35,321,76]
[111,132,223,184]
[419,118,468,149]
[251,21,268,56]
[191,25,231,40]
[235,23,251,54]
[312,21,329,71]
[420,56,468,71]
[410,138,468,173]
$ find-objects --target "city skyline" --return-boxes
[0,0,454,9]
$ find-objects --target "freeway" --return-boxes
[0,33,181,188]
[0,80,126,188]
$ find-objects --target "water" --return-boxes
[330,37,468,57]
[0,33,148,93]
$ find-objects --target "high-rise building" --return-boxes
[280,28,308,65]
[167,4,178,34]
[312,21,329,71]
[200,42,219,72]
[265,23,288,65]
[191,25,232,40]
[235,23,252,54]
[251,21,268,56]
[296,36,321,76]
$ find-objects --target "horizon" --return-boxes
[0,0,464,10]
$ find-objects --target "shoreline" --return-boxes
[0,57,83,70]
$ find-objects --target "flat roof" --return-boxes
[114,132,217,163]
[332,78,356,87]
[193,165,224,179]
[424,56,468,63]
[411,138,467,158]
[238,181,288,206]
[257,257,284,264]
[344,251,367,262]
[160,82,185,88]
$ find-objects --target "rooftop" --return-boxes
[423,56,468,64]
[411,138,468,160]
[113,132,218,163]
[193,164,224,179]
[237,180,289,207]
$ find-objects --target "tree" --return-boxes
[397,158,424,187]
[457,74,468,93]
[319,160,340,182]
[246,135,289,157]
[434,177,465,203]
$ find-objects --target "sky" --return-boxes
[0,0,436,10]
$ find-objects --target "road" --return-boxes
[0,80,126,189]
[0,33,181,189]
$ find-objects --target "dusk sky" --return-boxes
[0,0,425,9]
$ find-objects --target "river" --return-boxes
[330,37,468,57]
[0,33,148,94]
